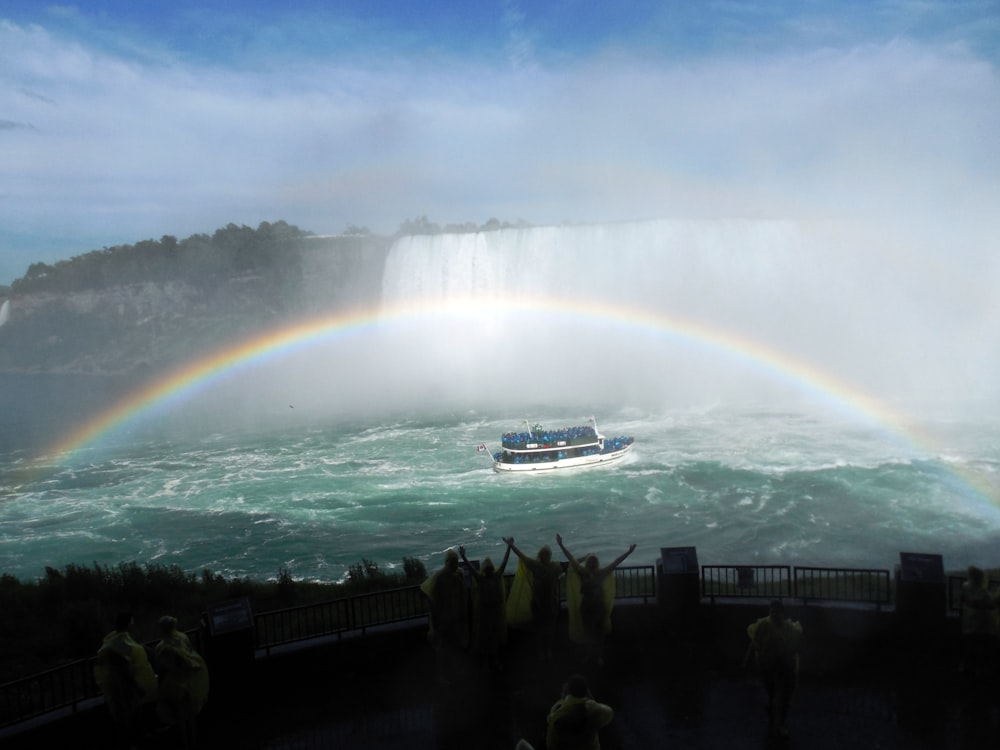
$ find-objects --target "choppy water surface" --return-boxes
[2,405,999,582]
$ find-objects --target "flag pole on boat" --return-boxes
[476,442,493,464]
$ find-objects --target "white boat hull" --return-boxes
[493,443,633,473]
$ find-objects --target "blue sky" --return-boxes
[1,1,999,284]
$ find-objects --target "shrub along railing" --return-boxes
[0,562,896,731]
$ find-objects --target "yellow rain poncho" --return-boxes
[566,558,616,645]
[469,557,508,652]
[506,555,564,630]
[420,557,469,648]
[154,627,210,725]
[93,630,158,721]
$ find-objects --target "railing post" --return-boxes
[894,551,947,730]
[203,597,255,705]
[656,547,700,630]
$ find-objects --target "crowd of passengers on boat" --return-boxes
[497,439,634,465]
[501,425,598,450]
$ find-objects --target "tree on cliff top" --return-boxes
[9,221,311,295]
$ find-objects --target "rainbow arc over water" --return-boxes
[42,296,998,508]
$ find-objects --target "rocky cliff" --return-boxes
[0,235,390,376]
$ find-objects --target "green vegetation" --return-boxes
[0,558,427,686]
[10,221,309,296]
[396,215,531,236]
[4,216,532,295]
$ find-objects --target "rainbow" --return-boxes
[41,296,998,506]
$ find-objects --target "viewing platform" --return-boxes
[1,549,992,749]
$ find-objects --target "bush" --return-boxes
[0,556,423,683]
[403,557,427,583]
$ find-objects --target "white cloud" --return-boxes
[0,15,998,283]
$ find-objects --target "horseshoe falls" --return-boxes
[1,219,998,583]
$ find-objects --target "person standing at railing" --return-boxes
[959,565,998,676]
[154,615,210,749]
[556,534,636,667]
[93,612,159,749]
[459,540,513,672]
[504,537,566,661]
[420,547,469,684]
[745,599,803,738]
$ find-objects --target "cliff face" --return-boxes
[0,236,390,376]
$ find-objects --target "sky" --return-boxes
[1,1,999,285]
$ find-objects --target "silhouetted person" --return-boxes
[546,673,614,750]
[959,565,997,676]
[93,612,158,748]
[556,533,635,666]
[504,537,566,660]
[459,539,513,671]
[155,615,210,749]
[420,547,469,683]
[746,599,802,737]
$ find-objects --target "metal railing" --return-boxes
[794,566,891,606]
[612,564,656,604]
[701,565,794,601]
[0,562,894,731]
[0,658,98,730]
[701,564,893,605]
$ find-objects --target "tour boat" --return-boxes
[478,418,634,473]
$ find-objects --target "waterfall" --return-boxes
[381,219,806,311]
[371,218,991,413]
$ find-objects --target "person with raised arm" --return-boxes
[503,536,566,661]
[420,548,469,684]
[556,533,636,666]
[459,539,513,671]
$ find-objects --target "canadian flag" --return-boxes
[476,443,488,453]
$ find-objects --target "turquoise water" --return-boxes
[2,401,999,583]
[2,220,998,582]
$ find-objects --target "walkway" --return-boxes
[5,617,992,749]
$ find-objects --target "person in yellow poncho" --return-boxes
[959,565,998,675]
[556,533,635,666]
[154,615,210,749]
[459,540,512,671]
[420,548,469,683]
[93,612,158,747]
[546,673,615,750]
[504,537,567,661]
[746,599,803,737]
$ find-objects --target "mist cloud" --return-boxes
[0,11,998,285]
